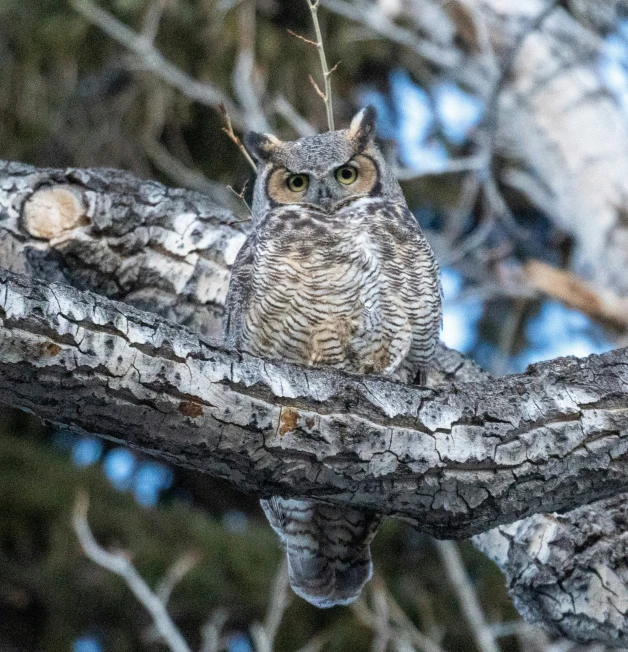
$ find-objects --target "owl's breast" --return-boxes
[237,201,441,380]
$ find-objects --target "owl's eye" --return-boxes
[336,165,359,185]
[286,174,309,192]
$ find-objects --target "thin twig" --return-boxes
[233,0,270,131]
[319,0,458,69]
[249,559,290,652]
[352,582,445,652]
[141,0,170,44]
[523,259,628,331]
[219,103,257,172]
[200,608,229,652]
[290,0,337,130]
[156,551,200,605]
[72,491,193,652]
[70,0,244,127]
[394,155,486,181]
[143,136,240,209]
[226,180,253,221]
[435,540,501,652]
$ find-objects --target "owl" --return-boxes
[224,106,442,608]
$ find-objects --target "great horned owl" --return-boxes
[224,106,442,608]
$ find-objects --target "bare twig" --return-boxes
[435,540,500,652]
[523,259,628,331]
[319,0,458,69]
[481,0,560,145]
[72,491,193,652]
[262,559,291,645]
[371,579,392,652]
[219,103,257,172]
[226,180,253,221]
[233,0,270,132]
[200,609,228,652]
[384,588,446,652]
[70,0,243,126]
[352,582,446,652]
[394,155,486,181]
[143,136,240,209]
[141,0,170,44]
[156,551,200,605]
[249,560,290,652]
[290,0,337,130]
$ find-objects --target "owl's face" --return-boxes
[245,107,404,219]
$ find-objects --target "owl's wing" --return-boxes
[378,202,443,384]
[223,233,255,347]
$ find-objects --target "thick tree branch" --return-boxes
[0,160,245,340]
[2,267,628,539]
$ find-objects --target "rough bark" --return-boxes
[0,159,246,340]
[474,496,628,648]
[3,267,628,540]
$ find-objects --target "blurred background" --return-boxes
[2,0,628,650]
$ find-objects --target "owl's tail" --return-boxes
[261,497,381,609]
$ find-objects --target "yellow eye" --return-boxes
[336,165,358,185]
[286,174,309,192]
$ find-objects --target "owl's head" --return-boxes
[244,106,403,218]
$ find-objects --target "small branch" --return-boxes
[352,581,445,652]
[141,0,170,44]
[143,135,241,209]
[435,541,501,652]
[319,0,459,69]
[395,155,486,181]
[272,95,317,137]
[232,0,270,132]
[296,0,336,130]
[219,103,257,172]
[250,560,290,652]
[155,551,200,605]
[523,259,628,331]
[226,180,253,220]
[308,74,326,101]
[72,491,193,652]
[200,609,228,652]
[286,29,319,47]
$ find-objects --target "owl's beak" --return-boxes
[315,181,333,211]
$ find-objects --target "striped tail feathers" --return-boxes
[261,497,382,609]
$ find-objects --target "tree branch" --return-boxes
[474,493,628,647]
[70,0,244,127]
[2,266,628,539]
[72,491,193,652]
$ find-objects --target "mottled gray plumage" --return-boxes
[224,107,442,608]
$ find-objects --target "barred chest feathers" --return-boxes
[238,197,440,383]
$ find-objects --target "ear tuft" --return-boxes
[346,106,377,150]
[244,132,282,162]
